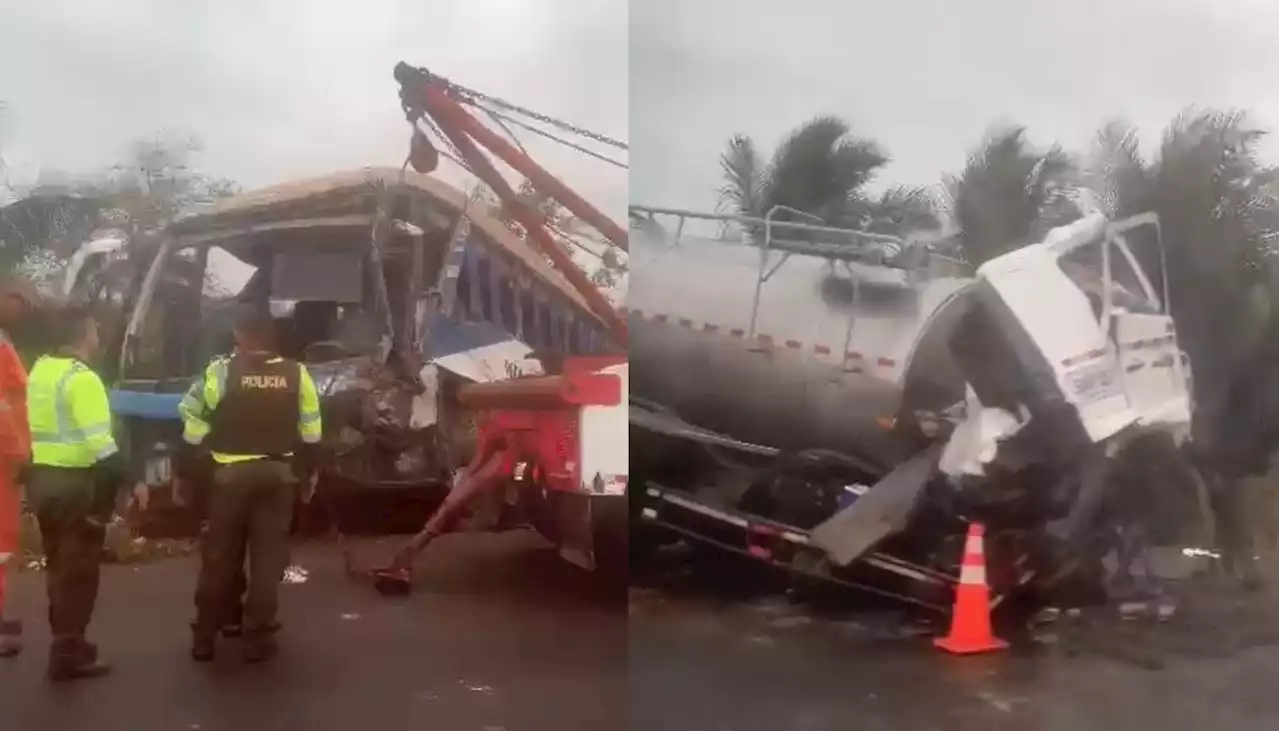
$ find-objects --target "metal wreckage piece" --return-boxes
[310,357,453,486]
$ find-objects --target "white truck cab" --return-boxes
[945,212,1192,476]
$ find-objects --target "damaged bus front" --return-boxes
[102,167,615,532]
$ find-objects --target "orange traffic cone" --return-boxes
[934,522,1008,655]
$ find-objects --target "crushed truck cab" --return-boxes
[907,211,1193,502]
[951,212,1191,464]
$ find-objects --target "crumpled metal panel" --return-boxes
[307,357,377,398]
[305,356,441,480]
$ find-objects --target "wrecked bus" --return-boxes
[630,207,1198,611]
[83,167,620,546]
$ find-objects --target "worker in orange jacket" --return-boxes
[0,280,35,659]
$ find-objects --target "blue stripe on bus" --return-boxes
[109,390,183,420]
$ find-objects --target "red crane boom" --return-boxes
[393,62,629,348]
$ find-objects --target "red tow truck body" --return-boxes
[394,64,629,573]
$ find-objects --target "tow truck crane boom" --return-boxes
[393,62,629,348]
[355,63,629,592]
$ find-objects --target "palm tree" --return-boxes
[716,116,937,237]
[1082,110,1278,459]
[944,126,1079,264]
[856,185,945,237]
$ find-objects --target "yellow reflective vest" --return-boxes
[27,355,118,468]
[178,354,323,465]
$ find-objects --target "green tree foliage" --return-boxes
[944,126,1079,264]
[97,133,240,237]
[1079,111,1277,455]
[1,132,237,378]
[0,195,103,272]
[1,131,238,291]
[73,133,237,302]
[716,116,938,237]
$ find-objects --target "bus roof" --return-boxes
[169,166,600,322]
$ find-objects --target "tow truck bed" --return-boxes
[639,480,962,611]
[632,404,968,611]
[636,419,1044,615]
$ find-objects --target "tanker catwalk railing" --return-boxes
[628,206,969,369]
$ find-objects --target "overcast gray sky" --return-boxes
[0,0,627,219]
[631,0,1279,212]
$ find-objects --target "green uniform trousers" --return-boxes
[191,460,248,627]
[26,467,107,641]
[193,459,295,636]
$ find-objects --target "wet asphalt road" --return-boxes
[3,533,1276,730]
[629,559,1279,731]
[1,532,626,731]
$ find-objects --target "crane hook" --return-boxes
[408,127,440,175]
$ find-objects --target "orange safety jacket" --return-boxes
[0,330,28,563]
[0,331,30,466]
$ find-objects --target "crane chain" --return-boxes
[402,65,627,151]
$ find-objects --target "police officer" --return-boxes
[178,308,322,663]
[25,306,135,682]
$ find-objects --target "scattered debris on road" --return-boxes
[460,680,495,695]
[283,565,309,584]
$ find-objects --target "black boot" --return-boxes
[74,638,99,665]
[47,636,111,682]
[242,630,278,663]
[222,599,245,638]
[191,628,217,662]
[0,617,20,658]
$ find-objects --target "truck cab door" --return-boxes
[972,226,1134,451]
[1056,215,1191,433]
[1099,227,1192,431]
